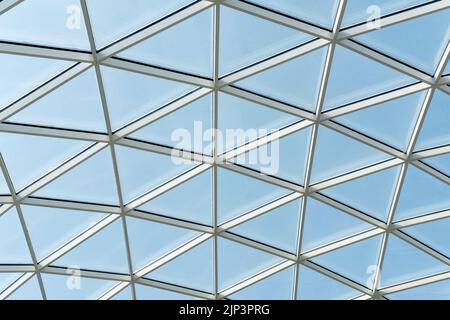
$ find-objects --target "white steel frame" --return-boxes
[0,0,449,300]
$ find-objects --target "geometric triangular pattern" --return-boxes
[0,0,449,300]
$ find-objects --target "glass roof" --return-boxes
[0,0,449,301]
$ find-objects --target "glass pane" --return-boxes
[119,8,213,77]
[0,53,71,110]
[311,235,382,288]
[334,92,424,151]
[423,153,450,177]
[130,94,212,155]
[43,274,117,300]
[21,205,105,260]
[380,235,449,287]
[0,273,22,292]
[111,285,133,300]
[147,238,213,293]
[7,276,42,300]
[323,45,414,110]
[54,220,129,274]
[217,167,290,223]
[9,68,106,133]
[394,165,450,221]
[404,217,450,257]
[354,8,450,74]
[387,278,450,300]
[135,284,198,300]
[217,92,300,153]
[218,237,283,290]
[230,266,294,300]
[0,132,90,191]
[0,208,31,264]
[230,199,301,253]
[297,265,360,300]
[140,169,212,225]
[321,166,401,221]
[126,216,200,270]
[219,5,314,75]
[415,90,450,151]
[235,47,327,112]
[115,145,197,203]
[232,127,311,185]
[100,66,195,130]
[248,0,339,29]
[301,198,372,252]
[86,0,194,49]
[0,0,89,50]
[35,148,119,205]
[342,0,432,28]
[310,125,390,183]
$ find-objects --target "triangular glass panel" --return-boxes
[53,220,129,274]
[0,172,9,195]
[0,0,89,50]
[334,92,425,151]
[126,216,200,271]
[218,237,284,291]
[42,273,117,300]
[323,45,414,110]
[219,6,314,75]
[86,0,194,49]
[310,125,390,183]
[422,153,450,177]
[146,238,213,293]
[111,285,133,300]
[301,198,373,252]
[21,205,105,260]
[35,148,119,205]
[229,266,294,300]
[0,273,21,293]
[217,92,300,153]
[342,0,430,28]
[248,0,339,29]
[387,278,450,300]
[415,90,450,151]
[100,66,195,130]
[321,166,401,221]
[354,9,450,74]
[119,8,213,77]
[9,68,106,132]
[230,199,301,253]
[444,60,450,75]
[0,132,90,191]
[217,167,290,224]
[135,284,198,300]
[235,47,327,111]
[380,234,449,288]
[0,208,31,264]
[129,94,212,155]
[7,275,42,300]
[115,145,197,203]
[139,169,212,225]
[394,165,450,221]
[297,265,361,300]
[311,235,382,288]
[231,128,311,184]
[0,53,71,109]
[404,217,450,257]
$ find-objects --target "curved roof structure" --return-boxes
[0,0,449,300]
